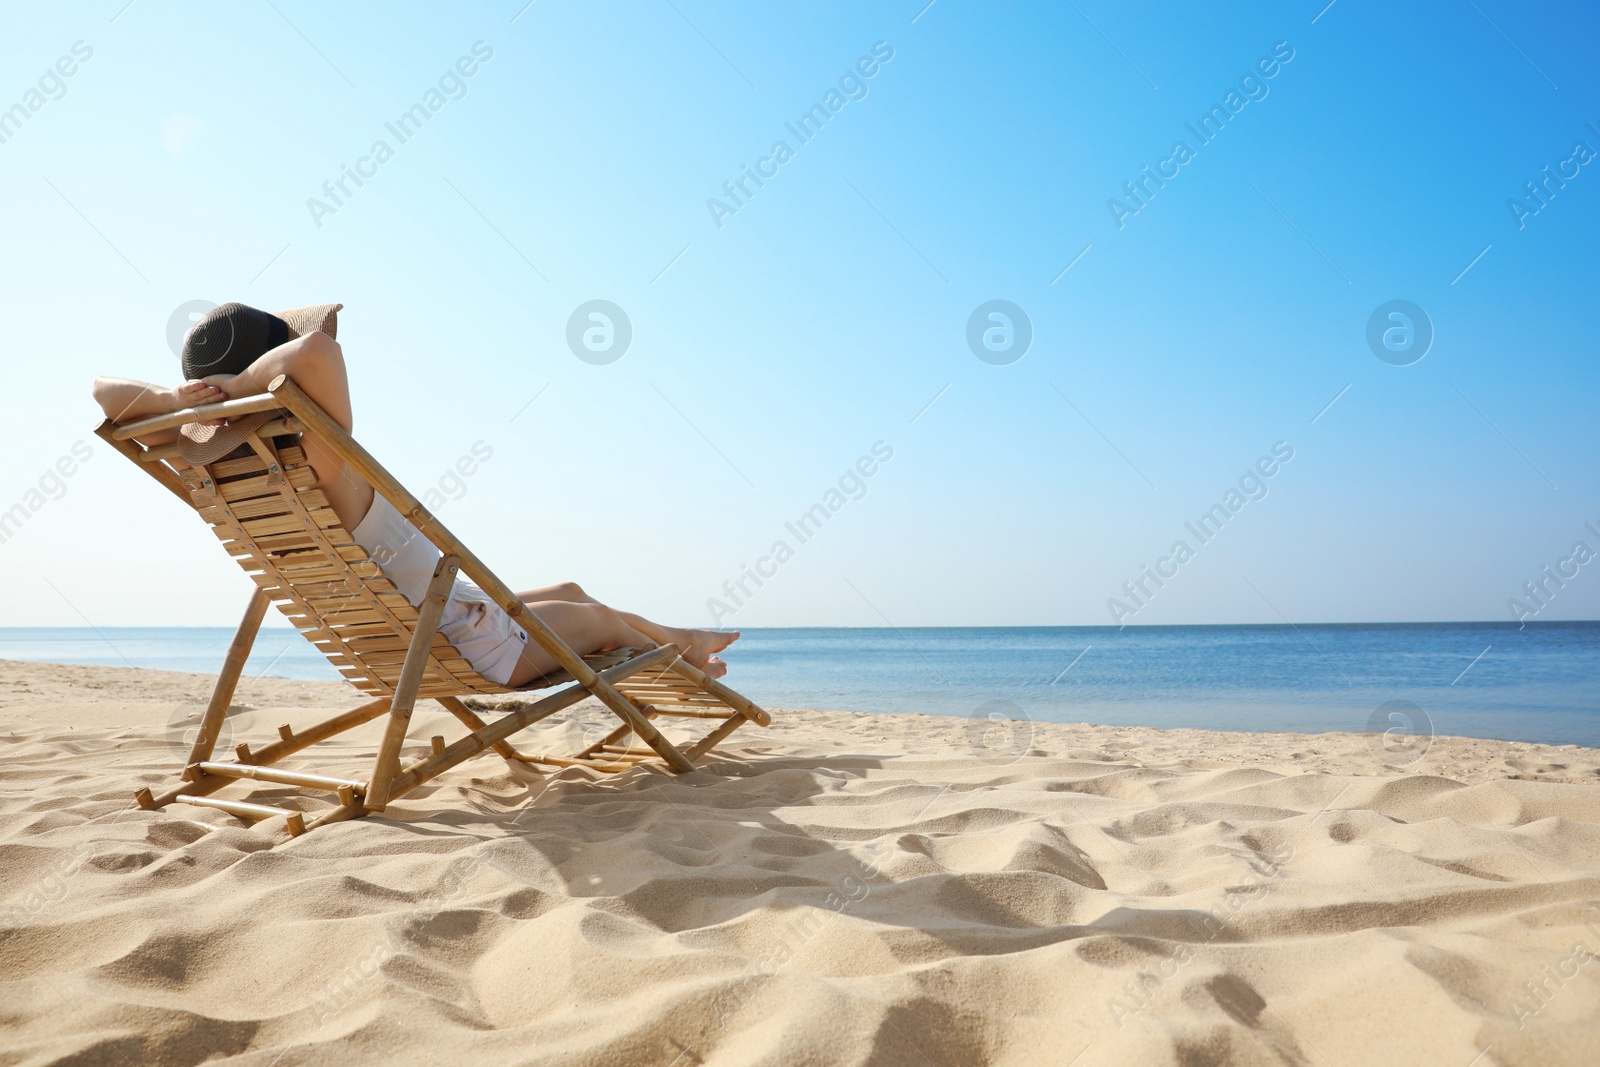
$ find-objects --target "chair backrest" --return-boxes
[108,412,507,699]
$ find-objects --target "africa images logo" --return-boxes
[966,301,1033,366]
[566,301,633,365]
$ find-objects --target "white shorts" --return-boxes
[439,580,528,686]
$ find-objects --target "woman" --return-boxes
[93,302,738,686]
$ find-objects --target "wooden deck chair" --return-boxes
[95,373,769,837]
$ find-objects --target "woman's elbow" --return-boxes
[91,377,116,415]
[276,330,344,379]
[298,330,343,364]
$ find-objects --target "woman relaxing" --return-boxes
[92,302,739,686]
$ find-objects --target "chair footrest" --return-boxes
[632,706,740,719]
[598,745,660,757]
[194,761,365,795]
[509,752,641,772]
[175,795,306,835]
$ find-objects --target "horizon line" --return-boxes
[2,620,1595,632]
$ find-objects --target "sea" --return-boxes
[1,622,1595,748]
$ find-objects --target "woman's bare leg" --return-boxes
[515,581,600,605]
[513,581,738,674]
[506,600,654,687]
[515,581,705,653]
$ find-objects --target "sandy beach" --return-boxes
[3,658,1598,1066]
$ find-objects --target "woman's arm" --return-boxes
[199,331,373,528]
[196,331,354,431]
[92,377,227,449]
[92,376,225,425]
[93,334,372,528]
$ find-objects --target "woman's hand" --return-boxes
[173,379,227,426]
[174,379,226,408]
[198,373,239,396]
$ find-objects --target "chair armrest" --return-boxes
[109,392,286,440]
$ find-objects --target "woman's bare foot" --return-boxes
[703,656,728,679]
[673,628,739,671]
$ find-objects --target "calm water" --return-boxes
[1,623,1595,747]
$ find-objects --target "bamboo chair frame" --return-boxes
[97,373,769,837]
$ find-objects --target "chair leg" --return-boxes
[140,697,394,810]
[588,680,696,772]
[577,716,646,760]
[186,588,271,767]
[435,696,524,763]
[366,556,459,812]
[684,713,749,762]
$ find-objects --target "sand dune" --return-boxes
[2,659,1598,1066]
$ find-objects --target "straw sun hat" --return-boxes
[178,302,342,465]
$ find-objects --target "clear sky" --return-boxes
[1,0,1596,629]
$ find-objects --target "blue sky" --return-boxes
[0,0,1596,628]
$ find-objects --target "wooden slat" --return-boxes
[276,559,380,581]
[138,441,183,462]
[288,578,400,599]
[343,632,453,654]
[240,514,312,538]
[301,595,378,616]
[307,601,417,626]
[357,649,474,670]
[259,417,305,437]
[210,455,269,480]
[317,608,389,627]
[236,510,341,538]
[233,533,314,554]
[272,564,342,584]
[204,489,331,522]
[318,622,402,640]
[204,500,282,524]
[416,686,499,698]
[328,652,467,675]
[212,467,317,502]
[204,443,307,483]
[360,666,466,687]
[267,547,356,569]
[299,528,355,552]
